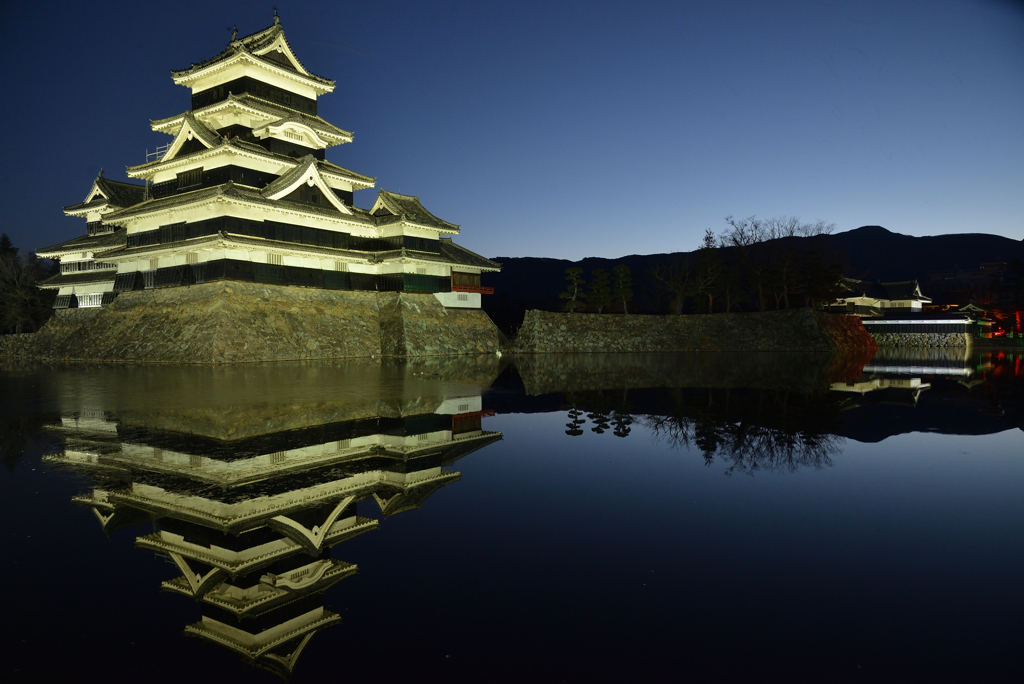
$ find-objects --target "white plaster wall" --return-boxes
[70,282,115,295]
[434,292,480,308]
[434,396,483,414]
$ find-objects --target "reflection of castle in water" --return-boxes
[44,366,500,677]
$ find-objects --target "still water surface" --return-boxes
[1,349,1022,682]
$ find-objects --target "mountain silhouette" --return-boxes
[482,226,1024,333]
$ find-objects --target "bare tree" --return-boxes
[719,215,837,310]
[651,258,693,314]
[723,216,769,311]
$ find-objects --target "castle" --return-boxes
[23,17,501,362]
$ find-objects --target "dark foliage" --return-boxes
[0,234,57,334]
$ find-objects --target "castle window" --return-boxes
[177,168,202,190]
[77,293,104,308]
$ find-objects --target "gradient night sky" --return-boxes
[2,0,1022,260]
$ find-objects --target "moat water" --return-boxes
[1,348,1022,682]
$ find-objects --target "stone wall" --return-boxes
[0,281,501,364]
[514,308,876,353]
[868,332,971,347]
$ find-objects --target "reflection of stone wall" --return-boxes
[869,345,971,364]
[0,282,502,363]
[43,356,501,439]
[515,309,875,353]
[515,351,873,395]
[869,332,970,348]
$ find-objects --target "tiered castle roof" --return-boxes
[170,16,335,92]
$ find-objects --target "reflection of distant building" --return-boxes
[830,377,930,407]
[45,394,499,677]
[831,377,930,394]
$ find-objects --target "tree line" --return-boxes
[559,263,634,313]
[648,216,847,315]
[0,234,56,334]
[543,215,849,318]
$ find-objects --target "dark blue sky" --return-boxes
[3,0,1022,260]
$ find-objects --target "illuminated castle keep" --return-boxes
[38,16,498,312]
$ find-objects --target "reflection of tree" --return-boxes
[563,391,635,438]
[564,405,585,436]
[612,412,632,438]
[588,411,610,434]
[558,386,844,472]
[637,388,844,474]
[585,392,614,434]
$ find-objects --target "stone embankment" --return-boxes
[514,308,876,354]
[0,282,501,364]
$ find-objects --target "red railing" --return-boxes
[451,284,495,294]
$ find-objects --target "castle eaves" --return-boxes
[170,20,334,89]
[151,93,353,141]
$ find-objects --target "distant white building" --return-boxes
[831,278,932,317]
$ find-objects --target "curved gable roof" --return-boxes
[64,175,146,215]
[261,155,353,214]
[170,18,334,91]
[371,190,459,233]
[161,113,222,162]
[151,94,353,143]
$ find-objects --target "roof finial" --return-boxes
[231,25,238,41]
[273,8,280,24]
[99,168,104,177]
